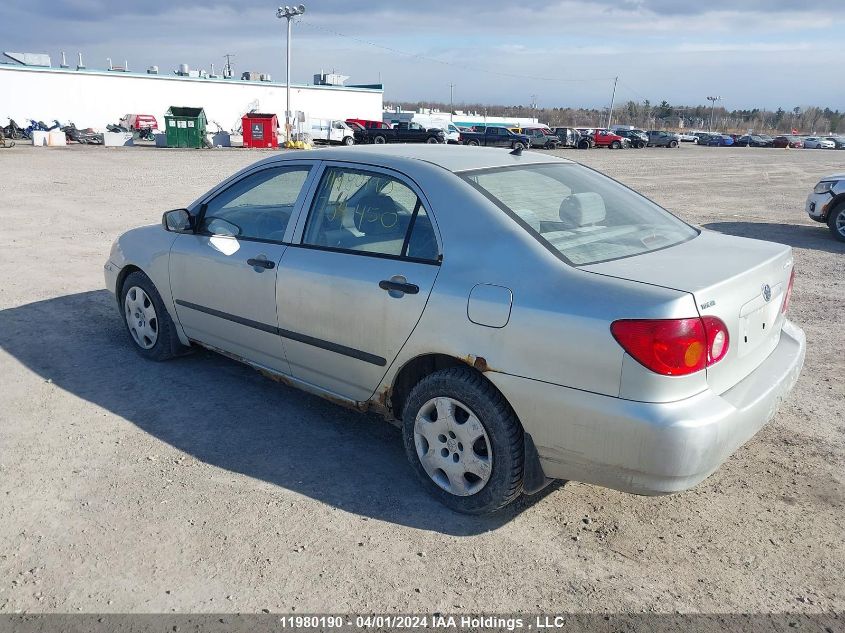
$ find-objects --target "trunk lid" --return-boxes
[583,230,794,394]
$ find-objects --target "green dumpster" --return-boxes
[164,106,208,148]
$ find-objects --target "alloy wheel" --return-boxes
[413,396,493,496]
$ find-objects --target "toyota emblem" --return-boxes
[762,283,772,302]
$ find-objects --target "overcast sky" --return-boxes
[2,1,843,110]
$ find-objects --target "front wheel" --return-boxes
[610,140,621,149]
[373,135,387,144]
[669,140,678,148]
[577,139,591,149]
[342,136,354,146]
[403,367,524,514]
[512,141,525,151]
[426,136,439,144]
[828,203,845,242]
[121,271,186,361]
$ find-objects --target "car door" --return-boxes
[169,162,317,374]
[276,163,442,402]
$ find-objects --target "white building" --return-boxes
[0,65,383,131]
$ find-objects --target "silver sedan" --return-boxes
[104,145,805,514]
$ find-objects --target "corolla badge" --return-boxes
[762,283,772,302]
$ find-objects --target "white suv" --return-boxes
[806,174,845,241]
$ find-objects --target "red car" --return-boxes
[773,135,804,148]
[589,129,630,149]
[120,114,158,131]
[345,118,389,130]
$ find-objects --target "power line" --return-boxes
[298,20,616,84]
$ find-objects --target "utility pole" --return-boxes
[223,53,235,78]
[707,96,721,133]
[530,94,537,122]
[606,76,618,129]
[449,83,455,121]
[277,5,306,145]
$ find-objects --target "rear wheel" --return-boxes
[466,139,480,147]
[120,271,186,361]
[577,139,591,149]
[828,203,845,242]
[373,135,386,144]
[403,367,524,514]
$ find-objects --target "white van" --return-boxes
[310,119,356,145]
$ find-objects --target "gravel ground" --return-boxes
[0,143,842,615]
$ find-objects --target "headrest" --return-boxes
[353,194,403,235]
[559,192,606,226]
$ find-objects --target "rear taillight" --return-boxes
[611,316,729,376]
[782,268,795,314]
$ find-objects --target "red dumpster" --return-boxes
[242,113,279,148]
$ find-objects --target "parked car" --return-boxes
[459,126,530,150]
[803,137,836,149]
[520,127,561,149]
[735,135,773,148]
[120,114,158,131]
[355,121,445,145]
[693,133,713,146]
[707,134,735,147]
[551,127,582,148]
[825,136,845,149]
[441,123,463,144]
[773,135,804,148]
[647,131,680,148]
[677,131,697,143]
[805,173,845,241]
[614,129,648,149]
[105,145,805,514]
[590,129,630,149]
[309,119,356,146]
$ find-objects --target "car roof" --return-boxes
[264,144,573,173]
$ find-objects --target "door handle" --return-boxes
[379,279,419,295]
[247,258,275,270]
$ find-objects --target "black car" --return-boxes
[735,135,773,147]
[614,129,648,149]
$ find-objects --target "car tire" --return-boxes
[343,136,354,146]
[513,142,525,151]
[467,139,480,147]
[577,139,590,149]
[610,141,621,149]
[120,271,186,361]
[426,136,439,144]
[402,366,524,514]
[827,203,845,242]
[373,135,387,144]
[669,140,678,148]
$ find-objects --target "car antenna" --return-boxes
[510,146,523,156]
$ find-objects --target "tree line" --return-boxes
[389,99,842,134]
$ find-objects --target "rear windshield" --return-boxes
[461,163,698,266]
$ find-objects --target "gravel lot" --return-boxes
[0,143,842,615]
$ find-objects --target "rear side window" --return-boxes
[303,167,439,262]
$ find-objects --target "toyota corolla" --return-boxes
[105,145,805,514]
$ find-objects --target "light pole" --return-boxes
[449,83,455,121]
[277,4,306,145]
[707,95,721,133]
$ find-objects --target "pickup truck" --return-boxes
[589,129,630,149]
[459,126,530,150]
[354,121,445,145]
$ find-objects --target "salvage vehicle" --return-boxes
[803,137,836,149]
[614,129,648,148]
[309,119,356,146]
[520,126,560,149]
[773,135,804,148]
[735,135,773,148]
[647,130,680,147]
[707,134,735,147]
[590,129,630,149]
[551,127,582,148]
[459,126,530,150]
[105,145,805,514]
[805,173,845,241]
[355,121,445,145]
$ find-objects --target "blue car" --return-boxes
[708,134,735,146]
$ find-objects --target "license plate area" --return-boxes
[739,299,781,357]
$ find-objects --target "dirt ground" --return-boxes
[0,143,842,615]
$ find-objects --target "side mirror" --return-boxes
[162,208,193,232]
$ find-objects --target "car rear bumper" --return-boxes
[488,319,805,495]
[806,192,835,222]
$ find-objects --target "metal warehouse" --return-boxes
[0,64,383,131]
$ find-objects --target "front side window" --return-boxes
[462,163,697,266]
[303,167,439,261]
[199,166,310,241]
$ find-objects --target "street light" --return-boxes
[277,4,306,145]
[706,95,721,133]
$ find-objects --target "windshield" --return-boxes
[461,163,698,266]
